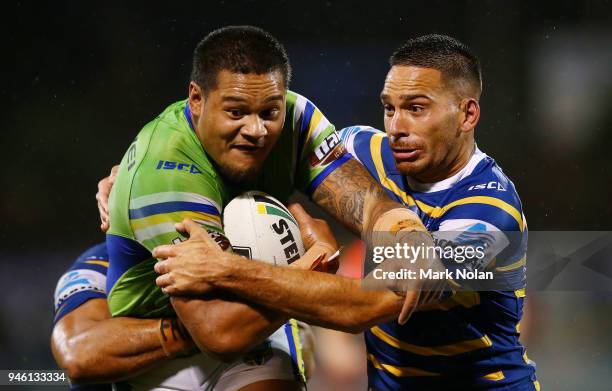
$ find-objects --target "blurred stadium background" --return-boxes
[2,1,612,389]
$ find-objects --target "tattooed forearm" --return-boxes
[312,159,397,234]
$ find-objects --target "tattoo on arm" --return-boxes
[312,159,392,234]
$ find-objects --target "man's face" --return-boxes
[381,66,465,182]
[190,70,286,184]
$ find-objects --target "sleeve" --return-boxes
[433,188,527,290]
[105,129,230,317]
[53,243,108,324]
[337,125,388,177]
[289,92,351,195]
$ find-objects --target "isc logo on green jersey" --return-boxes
[155,160,202,174]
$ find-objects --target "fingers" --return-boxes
[110,165,119,179]
[97,178,110,213]
[398,290,419,325]
[287,203,312,226]
[154,259,170,274]
[178,218,212,241]
[178,218,204,237]
[156,272,172,287]
[153,245,176,259]
[155,262,180,295]
[100,221,109,232]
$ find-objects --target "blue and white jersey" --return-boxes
[53,243,108,324]
[340,126,538,391]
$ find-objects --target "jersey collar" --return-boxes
[404,145,487,193]
[184,103,196,132]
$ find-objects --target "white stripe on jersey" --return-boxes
[130,191,221,214]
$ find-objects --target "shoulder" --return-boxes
[133,101,213,174]
[126,101,223,204]
[337,125,384,158]
[442,152,525,232]
[284,90,334,137]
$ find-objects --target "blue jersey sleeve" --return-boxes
[53,242,109,324]
[435,168,527,290]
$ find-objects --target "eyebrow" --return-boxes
[380,93,432,101]
[222,94,285,103]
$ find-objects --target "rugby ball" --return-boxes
[223,191,304,266]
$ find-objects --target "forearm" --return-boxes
[172,292,287,361]
[312,158,407,235]
[52,317,169,383]
[213,256,405,333]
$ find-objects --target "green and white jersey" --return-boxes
[106,91,349,317]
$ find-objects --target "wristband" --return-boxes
[372,207,426,234]
[300,241,337,270]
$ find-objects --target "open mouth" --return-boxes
[232,144,261,153]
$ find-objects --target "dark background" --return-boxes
[2,1,612,389]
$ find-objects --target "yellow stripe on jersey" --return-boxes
[370,326,493,356]
[288,319,306,383]
[430,196,525,232]
[131,211,222,231]
[534,380,541,390]
[368,354,439,377]
[496,255,527,272]
[482,371,505,381]
[369,134,525,231]
[85,260,109,267]
[305,108,323,145]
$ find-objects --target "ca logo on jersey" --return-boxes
[310,133,346,168]
[468,181,506,191]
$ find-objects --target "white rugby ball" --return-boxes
[223,191,304,266]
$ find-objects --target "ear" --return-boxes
[188,81,204,117]
[459,98,480,133]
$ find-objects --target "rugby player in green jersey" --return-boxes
[99,26,431,390]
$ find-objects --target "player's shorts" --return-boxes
[123,321,306,391]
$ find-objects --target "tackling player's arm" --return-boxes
[51,299,192,383]
[287,94,437,324]
[312,158,407,235]
[154,219,417,333]
[51,246,193,384]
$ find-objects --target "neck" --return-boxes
[415,141,475,184]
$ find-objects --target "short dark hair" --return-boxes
[390,34,482,99]
[191,26,292,91]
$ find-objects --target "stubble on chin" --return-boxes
[216,162,263,187]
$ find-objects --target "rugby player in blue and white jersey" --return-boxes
[151,35,539,390]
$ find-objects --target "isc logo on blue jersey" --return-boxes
[467,181,506,191]
[156,160,201,174]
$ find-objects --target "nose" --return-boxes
[387,111,410,141]
[241,114,267,142]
